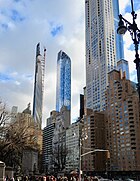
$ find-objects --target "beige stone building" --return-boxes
[11,104,42,175]
[105,69,140,171]
[13,105,42,151]
[65,120,82,173]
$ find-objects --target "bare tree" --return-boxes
[0,117,39,170]
[52,143,68,172]
[0,100,10,127]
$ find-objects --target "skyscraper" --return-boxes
[117,59,130,80]
[106,69,140,171]
[79,94,84,119]
[33,43,46,129]
[42,111,57,173]
[85,0,124,111]
[113,0,124,61]
[56,50,71,112]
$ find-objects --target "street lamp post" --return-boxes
[79,134,88,181]
[117,0,140,99]
[79,138,82,181]
[79,146,110,181]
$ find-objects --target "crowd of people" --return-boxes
[5,175,100,181]
[23,175,99,181]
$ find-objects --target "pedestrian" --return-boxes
[6,176,9,181]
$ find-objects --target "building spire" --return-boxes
[36,43,40,57]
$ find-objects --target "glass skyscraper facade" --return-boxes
[56,50,71,112]
[117,59,130,80]
[113,0,124,61]
[85,0,124,111]
[33,43,46,129]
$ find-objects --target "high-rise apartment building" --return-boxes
[33,43,46,129]
[56,50,71,113]
[85,0,124,111]
[81,109,107,174]
[105,69,140,171]
[42,111,57,173]
[43,107,70,173]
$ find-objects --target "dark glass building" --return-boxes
[56,50,71,112]
[80,94,84,119]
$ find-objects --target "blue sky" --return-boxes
[0,0,85,127]
[120,0,140,83]
[0,0,139,127]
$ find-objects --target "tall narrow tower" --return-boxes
[85,0,124,111]
[56,50,71,112]
[113,0,124,61]
[33,43,46,129]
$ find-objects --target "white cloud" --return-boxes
[120,1,140,84]
[15,80,21,85]
[119,0,130,14]
[0,0,85,128]
[0,0,139,128]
